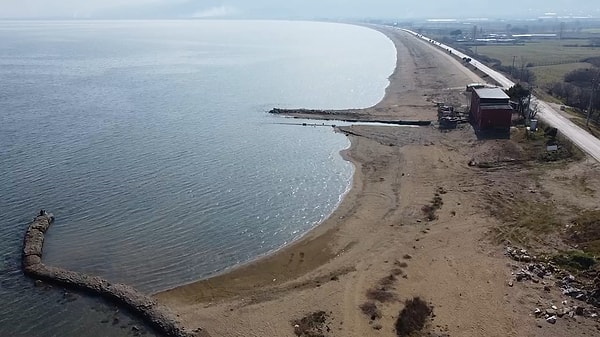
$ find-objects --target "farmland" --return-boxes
[475,39,600,68]
[475,39,599,89]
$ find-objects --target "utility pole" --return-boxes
[512,55,517,78]
[586,78,597,126]
[526,85,533,124]
[559,22,565,40]
[520,56,526,83]
[473,25,477,54]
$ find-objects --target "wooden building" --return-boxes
[470,88,513,134]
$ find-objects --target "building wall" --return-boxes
[470,91,512,131]
[478,108,512,130]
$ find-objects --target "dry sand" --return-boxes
[155,26,600,337]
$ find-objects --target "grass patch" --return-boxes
[395,297,433,337]
[292,311,330,337]
[571,117,600,141]
[537,142,583,162]
[485,126,584,245]
[531,62,592,89]
[360,301,382,321]
[510,126,585,163]
[475,40,600,70]
[551,250,597,271]
[488,195,562,246]
[566,210,600,255]
[474,40,600,104]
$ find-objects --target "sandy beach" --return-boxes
[155,26,600,337]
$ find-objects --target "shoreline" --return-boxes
[155,25,478,302]
[155,131,364,303]
[155,24,532,337]
[154,25,409,299]
[154,24,600,337]
[153,25,404,302]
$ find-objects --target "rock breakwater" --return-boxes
[22,212,205,337]
[269,108,431,126]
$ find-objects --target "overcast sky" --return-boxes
[1,0,599,19]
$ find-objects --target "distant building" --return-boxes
[511,33,558,41]
[470,88,513,134]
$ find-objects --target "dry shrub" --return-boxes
[395,260,409,268]
[421,205,438,221]
[422,191,444,221]
[379,274,397,287]
[367,288,398,303]
[292,311,330,337]
[391,268,404,276]
[359,301,382,321]
[395,297,432,337]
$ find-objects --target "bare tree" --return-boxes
[529,101,540,119]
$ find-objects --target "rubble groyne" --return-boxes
[269,108,432,126]
[22,212,205,337]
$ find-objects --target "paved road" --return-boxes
[400,28,600,163]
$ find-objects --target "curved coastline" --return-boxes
[154,25,470,303]
[153,26,404,304]
[146,24,600,337]
[19,21,599,337]
[155,133,364,303]
[18,22,513,337]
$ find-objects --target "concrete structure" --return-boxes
[470,88,513,133]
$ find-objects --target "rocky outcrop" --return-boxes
[22,213,206,337]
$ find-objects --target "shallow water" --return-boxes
[0,20,396,336]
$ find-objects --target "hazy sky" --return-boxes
[1,0,599,19]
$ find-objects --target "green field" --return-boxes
[475,39,599,89]
[475,39,599,66]
[531,62,592,88]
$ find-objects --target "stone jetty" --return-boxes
[269,108,432,126]
[22,212,206,337]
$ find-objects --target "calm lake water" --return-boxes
[0,20,396,336]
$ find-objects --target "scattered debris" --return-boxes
[506,246,535,262]
[506,245,600,324]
